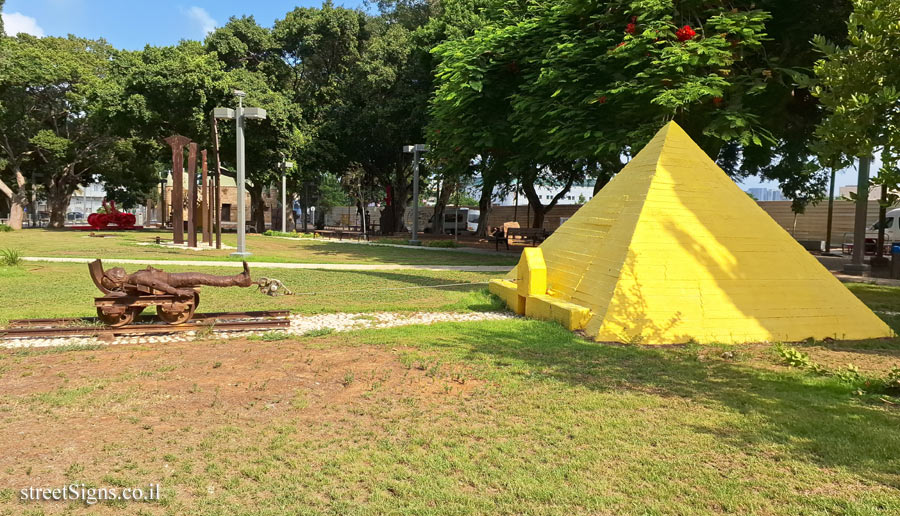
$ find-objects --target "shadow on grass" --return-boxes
[425,321,900,490]
[343,270,505,312]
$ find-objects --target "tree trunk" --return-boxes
[432,179,453,235]
[476,175,495,238]
[877,183,887,259]
[46,180,76,229]
[849,156,871,269]
[247,183,266,233]
[825,167,836,253]
[522,169,577,229]
[0,170,27,230]
[392,172,409,233]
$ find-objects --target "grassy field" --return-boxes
[0,263,501,324]
[0,229,518,266]
[1,320,899,515]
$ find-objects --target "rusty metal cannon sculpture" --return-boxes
[89,260,253,326]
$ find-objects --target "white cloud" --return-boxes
[185,6,216,36]
[2,12,45,37]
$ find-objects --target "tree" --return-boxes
[809,0,900,267]
[0,35,154,228]
[207,17,304,232]
[431,0,776,228]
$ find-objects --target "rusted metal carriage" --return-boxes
[89,260,199,327]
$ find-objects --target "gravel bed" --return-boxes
[0,311,517,349]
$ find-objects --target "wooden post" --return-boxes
[163,135,191,244]
[201,149,211,244]
[211,115,223,249]
[187,142,198,248]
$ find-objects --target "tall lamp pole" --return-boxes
[280,159,294,232]
[402,144,429,245]
[214,90,266,258]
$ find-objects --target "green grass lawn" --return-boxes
[0,263,502,324]
[0,229,518,266]
[1,320,898,515]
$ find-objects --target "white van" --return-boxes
[403,206,480,235]
[869,208,900,241]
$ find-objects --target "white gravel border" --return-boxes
[1,311,517,349]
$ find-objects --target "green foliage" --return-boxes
[0,248,22,266]
[776,345,812,369]
[885,366,900,394]
[263,230,315,238]
[303,327,335,338]
[0,224,12,232]
[810,0,900,159]
[424,239,459,248]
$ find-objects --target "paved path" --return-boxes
[22,256,511,272]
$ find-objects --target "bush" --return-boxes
[0,224,12,232]
[263,230,315,238]
[424,239,460,248]
[776,345,811,368]
[884,366,900,394]
[0,248,22,266]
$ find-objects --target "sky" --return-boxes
[0,0,874,193]
[1,0,366,49]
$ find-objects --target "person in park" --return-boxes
[100,262,254,298]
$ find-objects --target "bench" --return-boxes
[505,227,549,249]
[313,229,365,241]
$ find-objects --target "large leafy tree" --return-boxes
[430,0,855,228]
[0,35,157,228]
[808,0,900,262]
[207,17,304,232]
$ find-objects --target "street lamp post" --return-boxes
[402,144,428,245]
[280,160,294,232]
[214,90,266,258]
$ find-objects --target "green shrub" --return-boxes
[835,364,862,384]
[0,224,12,232]
[248,330,292,342]
[0,248,22,266]
[264,230,316,238]
[425,239,460,248]
[884,366,900,394]
[776,345,811,368]
[303,327,334,338]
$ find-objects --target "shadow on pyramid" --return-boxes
[491,121,893,344]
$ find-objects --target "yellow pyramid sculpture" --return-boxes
[490,121,893,344]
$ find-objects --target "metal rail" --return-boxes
[8,311,290,328]
[2,311,291,340]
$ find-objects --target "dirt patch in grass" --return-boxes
[699,341,900,376]
[0,336,480,496]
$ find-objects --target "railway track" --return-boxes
[1,311,291,340]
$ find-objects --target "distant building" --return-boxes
[839,185,894,201]
[746,187,785,201]
[494,181,596,206]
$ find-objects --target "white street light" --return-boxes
[402,144,429,245]
[214,91,267,257]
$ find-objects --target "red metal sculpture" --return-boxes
[87,201,136,230]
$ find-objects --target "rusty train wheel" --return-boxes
[157,293,198,325]
[96,307,135,327]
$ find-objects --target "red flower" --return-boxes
[712,97,723,106]
[626,23,636,34]
[615,41,626,48]
[597,96,608,104]
[676,25,696,42]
